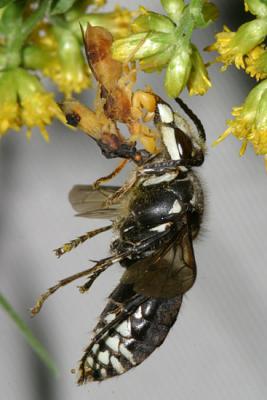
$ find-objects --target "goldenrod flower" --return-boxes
[27,25,90,97]
[16,68,65,141]
[0,72,20,136]
[206,20,267,70]
[245,45,267,80]
[0,68,64,140]
[213,80,267,167]
[70,6,134,40]
[187,45,211,96]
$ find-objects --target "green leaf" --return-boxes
[0,293,58,376]
[50,0,77,15]
[193,2,218,29]
[0,1,24,34]
[0,0,14,7]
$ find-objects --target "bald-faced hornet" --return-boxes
[31,26,206,383]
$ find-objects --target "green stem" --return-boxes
[5,0,52,68]
[174,0,204,46]
[0,292,58,375]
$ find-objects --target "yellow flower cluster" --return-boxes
[207,2,267,169]
[245,45,267,81]
[0,69,65,141]
[213,80,267,169]
[28,23,90,98]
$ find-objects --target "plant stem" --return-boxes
[0,292,58,375]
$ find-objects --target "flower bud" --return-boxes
[234,19,267,54]
[132,9,175,33]
[187,45,211,95]
[112,32,174,62]
[245,45,267,80]
[140,46,174,72]
[245,0,267,17]
[52,26,90,97]
[161,0,185,24]
[164,45,192,97]
[206,20,267,69]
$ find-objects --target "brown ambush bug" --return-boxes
[31,25,206,383]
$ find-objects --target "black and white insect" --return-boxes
[32,94,205,383]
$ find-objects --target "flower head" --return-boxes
[213,80,267,168]
[70,6,134,40]
[245,45,267,81]
[187,45,211,96]
[0,68,64,140]
[0,72,20,136]
[27,24,90,97]
[206,20,267,70]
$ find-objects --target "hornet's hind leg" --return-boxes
[31,252,127,316]
[54,225,112,258]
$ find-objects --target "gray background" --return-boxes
[1,1,267,399]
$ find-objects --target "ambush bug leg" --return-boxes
[92,160,128,190]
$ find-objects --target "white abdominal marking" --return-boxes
[104,313,116,323]
[115,320,131,338]
[169,199,182,214]
[150,222,171,233]
[143,171,177,186]
[98,350,110,365]
[161,126,180,160]
[158,103,173,123]
[92,344,99,354]
[119,343,136,365]
[87,356,94,368]
[105,335,120,353]
[110,356,125,374]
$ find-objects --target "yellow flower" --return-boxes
[0,68,64,140]
[0,102,20,137]
[20,91,64,142]
[27,24,91,96]
[69,6,134,40]
[17,69,65,140]
[206,20,267,70]
[213,80,267,168]
[0,72,20,137]
[187,45,211,96]
[245,45,267,80]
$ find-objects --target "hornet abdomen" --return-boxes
[77,283,182,382]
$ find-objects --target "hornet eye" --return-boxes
[175,128,193,159]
